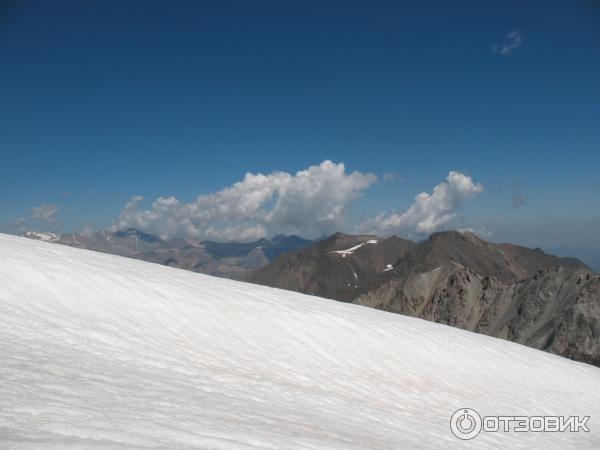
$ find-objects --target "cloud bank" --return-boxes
[115,163,483,241]
[357,171,483,237]
[115,160,377,241]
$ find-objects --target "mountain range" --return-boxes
[250,232,415,300]
[24,228,313,279]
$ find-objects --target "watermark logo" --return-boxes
[450,408,590,440]
[450,408,482,440]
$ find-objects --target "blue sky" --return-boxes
[1,1,599,255]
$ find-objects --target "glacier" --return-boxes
[0,233,599,449]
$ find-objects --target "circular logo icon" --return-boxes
[450,408,482,440]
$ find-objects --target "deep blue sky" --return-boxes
[1,1,599,254]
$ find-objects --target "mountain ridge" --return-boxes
[26,228,314,279]
[250,233,416,301]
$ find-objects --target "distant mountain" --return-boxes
[202,235,312,261]
[250,230,599,366]
[25,228,314,280]
[380,230,589,284]
[252,230,590,301]
[545,246,600,275]
[250,232,416,301]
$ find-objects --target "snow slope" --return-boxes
[1,233,599,449]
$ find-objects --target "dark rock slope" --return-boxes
[250,232,416,301]
[356,263,600,366]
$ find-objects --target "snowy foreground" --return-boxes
[1,234,599,449]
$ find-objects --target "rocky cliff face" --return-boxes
[385,230,589,283]
[250,232,416,301]
[356,263,600,366]
[252,230,589,300]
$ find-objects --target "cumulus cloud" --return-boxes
[32,204,59,227]
[357,171,483,237]
[114,160,377,241]
[493,30,523,56]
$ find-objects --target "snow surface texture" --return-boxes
[1,233,599,449]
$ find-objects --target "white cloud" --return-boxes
[493,30,523,56]
[114,160,377,241]
[357,171,483,237]
[32,204,59,227]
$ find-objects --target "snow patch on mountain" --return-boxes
[24,231,58,242]
[330,239,378,257]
